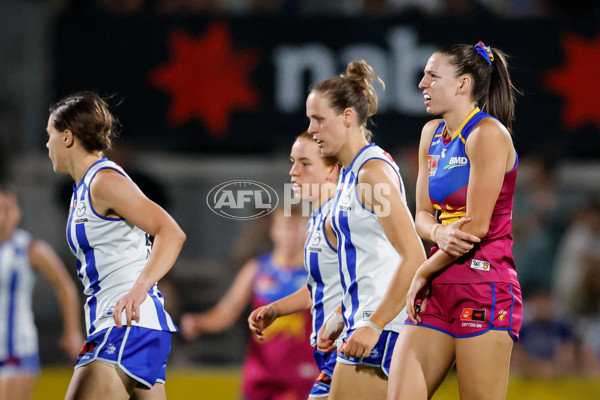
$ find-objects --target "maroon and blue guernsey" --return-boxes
[427,107,520,285]
[241,252,317,400]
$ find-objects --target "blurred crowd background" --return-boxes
[1,0,600,385]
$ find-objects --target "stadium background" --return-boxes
[1,0,600,398]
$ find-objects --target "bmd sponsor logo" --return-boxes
[444,157,468,169]
[207,180,278,220]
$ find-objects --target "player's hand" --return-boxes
[59,329,84,361]
[248,305,278,340]
[113,284,147,328]
[180,313,203,340]
[406,271,431,325]
[433,217,480,257]
[342,325,381,359]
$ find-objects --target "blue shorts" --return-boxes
[336,330,398,377]
[309,349,337,397]
[0,354,40,377]
[75,326,172,389]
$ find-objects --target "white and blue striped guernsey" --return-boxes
[304,197,343,347]
[330,143,408,334]
[0,229,38,360]
[67,158,177,336]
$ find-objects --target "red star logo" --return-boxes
[149,23,260,138]
[544,33,600,132]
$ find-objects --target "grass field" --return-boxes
[34,367,600,399]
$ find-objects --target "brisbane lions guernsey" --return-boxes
[428,108,519,285]
[243,252,316,398]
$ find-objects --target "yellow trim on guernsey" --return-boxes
[442,107,481,144]
[434,204,467,225]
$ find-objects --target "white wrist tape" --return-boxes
[364,320,383,334]
[323,312,344,339]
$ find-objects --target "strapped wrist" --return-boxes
[368,315,386,330]
[364,320,383,334]
[327,310,344,326]
[323,310,345,338]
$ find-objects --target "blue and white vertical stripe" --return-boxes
[304,197,343,347]
[67,158,177,336]
[330,144,408,334]
[0,229,38,360]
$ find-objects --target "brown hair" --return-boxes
[312,60,384,142]
[49,91,120,152]
[437,43,519,133]
[295,131,340,167]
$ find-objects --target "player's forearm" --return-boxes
[134,226,186,292]
[271,286,313,317]
[416,249,458,280]
[56,279,82,334]
[193,306,238,334]
[415,210,439,243]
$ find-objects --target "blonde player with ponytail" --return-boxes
[305,60,426,399]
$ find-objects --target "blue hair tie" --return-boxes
[474,41,494,66]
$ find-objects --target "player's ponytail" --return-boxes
[438,42,519,133]
[485,48,518,133]
[312,59,385,142]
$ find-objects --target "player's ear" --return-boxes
[327,164,340,182]
[63,130,75,147]
[342,107,355,128]
[456,75,472,96]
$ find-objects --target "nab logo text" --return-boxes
[207,180,279,220]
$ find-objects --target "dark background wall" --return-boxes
[0,0,599,369]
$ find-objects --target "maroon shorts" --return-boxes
[406,281,522,341]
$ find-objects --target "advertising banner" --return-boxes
[54,13,600,158]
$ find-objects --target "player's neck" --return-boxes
[338,133,369,168]
[72,151,104,185]
[443,104,478,137]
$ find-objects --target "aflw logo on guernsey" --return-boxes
[207,180,279,220]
